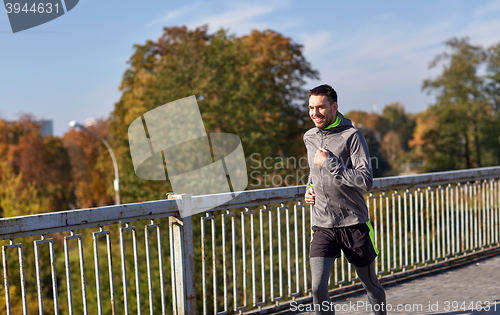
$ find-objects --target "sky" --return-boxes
[1,0,500,136]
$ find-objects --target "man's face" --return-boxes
[309,95,338,129]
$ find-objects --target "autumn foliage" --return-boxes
[1,32,500,217]
[62,119,114,208]
[0,115,74,216]
[109,25,319,203]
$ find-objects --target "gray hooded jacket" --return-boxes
[304,112,373,228]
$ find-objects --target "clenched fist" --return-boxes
[305,187,315,205]
[314,148,329,167]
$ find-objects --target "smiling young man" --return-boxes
[304,84,386,315]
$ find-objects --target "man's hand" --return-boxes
[305,187,315,205]
[314,148,329,167]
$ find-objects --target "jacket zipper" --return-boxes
[319,132,332,216]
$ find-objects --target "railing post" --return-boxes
[168,194,197,315]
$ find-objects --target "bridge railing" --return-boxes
[191,166,500,314]
[0,195,195,315]
[0,166,499,315]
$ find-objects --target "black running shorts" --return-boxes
[309,222,379,267]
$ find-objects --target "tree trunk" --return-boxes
[473,123,481,167]
[464,133,471,169]
[497,145,500,166]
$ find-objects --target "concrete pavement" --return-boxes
[281,254,500,315]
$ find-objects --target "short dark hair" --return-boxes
[309,84,337,104]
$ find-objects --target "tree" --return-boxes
[0,161,51,217]
[355,125,389,177]
[485,43,500,111]
[62,119,115,208]
[0,115,74,212]
[381,131,404,165]
[345,104,418,175]
[408,109,450,171]
[380,102,416,151]
[345,110,382,132]
[422,37,499,171]
[345,110,399,176]
[109,25,319,202]
[485,43,500,164]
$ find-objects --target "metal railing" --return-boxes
[0,197,195,315]
[0,166,499,315]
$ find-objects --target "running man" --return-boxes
[304,84,386,315]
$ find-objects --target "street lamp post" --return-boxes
[69,120,120,205]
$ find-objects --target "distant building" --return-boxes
[36,119,53,137]
[1,118,53,137]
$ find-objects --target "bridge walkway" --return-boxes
[280,253,500,315]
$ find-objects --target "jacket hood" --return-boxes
[319,112,353,133]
